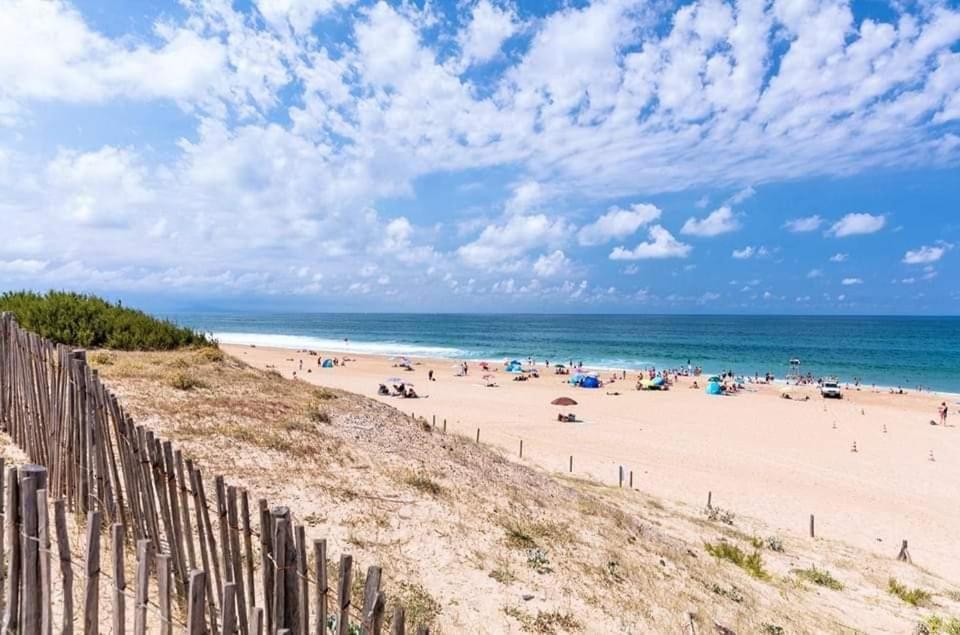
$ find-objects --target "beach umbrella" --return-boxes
[551,397,578,406]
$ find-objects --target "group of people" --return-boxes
[378,383,419,398]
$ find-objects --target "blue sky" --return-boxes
[1,0,959,314]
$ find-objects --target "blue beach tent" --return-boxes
[322,359,334,368]
[506,360,523,373]
[705,381,722,395]
[580,376,600,389]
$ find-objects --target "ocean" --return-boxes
[169,313,960,392]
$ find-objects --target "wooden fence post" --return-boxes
[272,513,288,632]
[3,467,19,635]
[158,553,172,635]
[337,555,353,635]
[361,566,382,634]
[223,582,238,635]
[314,540,327,635]
[83,510,103,635]
[296,525,308,635]
[21,464,46,635]
[240,490,255,615]
[187,570,207,635]
[809,514,815,538]
[134,540,151,635]
[259,499,273,634]
[226,486,249,635]
[38,489,52,635]
[391,607,405,635]
[53,499,74,635]
[112,523,126,635]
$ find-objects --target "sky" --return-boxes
[1,0,959,314]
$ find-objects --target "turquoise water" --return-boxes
[169,313,960,392]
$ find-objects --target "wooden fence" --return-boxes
[0,312,425,634]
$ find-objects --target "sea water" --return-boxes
[170,313,960,392]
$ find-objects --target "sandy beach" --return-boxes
[225,344,960,583]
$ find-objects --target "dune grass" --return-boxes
[888,577,931,607]
[793,566,843,590]
[705,541,768,580]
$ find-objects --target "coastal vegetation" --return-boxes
[704,541,769,580]
[793,566,844,590]
[0,290,211,350]
[888,577,932,607]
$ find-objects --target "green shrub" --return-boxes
[793,566,843,590]
[924,615,960,635]
[0,290,211,351]
[705,541,768,579]
[888,577,931,607]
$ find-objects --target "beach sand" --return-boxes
[225,344,960,583]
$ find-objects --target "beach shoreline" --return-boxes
[224,342,960,583]
[213,331,960,399]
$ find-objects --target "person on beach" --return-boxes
[939,402,948,426]
[428,369,435,381]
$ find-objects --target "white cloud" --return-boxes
[46,146,153,227]
[532,250,570,277]
[256,0,351,34]
[827,213,886,237]
[0,259,48,274]
[807,268,823,278]
[841,277,863,285]
[783,215,823,233]
[505,181,544,215]
[458,214,570,267]
[731,245,769,259]
[726,186,755,205]
[902,242,952,264]
[609,225,692,260]
[681,206,740,237]
[0,0,240,110]
[829,253,848,263]
[577,203,661,246]
[457,0,519,67]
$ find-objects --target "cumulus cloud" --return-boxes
[829,253,849,262]
[609,226,692,260]
[681,206,740,237]
[807,268,823,279]
[457,0,520,67]
[532,250,570,277]
[458,214,570,267]
[783,215,823,232]
[827,213,886,237]
[577,203,661,246]
[903,242,952,264]
[841,277,863,285]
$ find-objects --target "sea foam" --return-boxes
[212,331,465,358]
